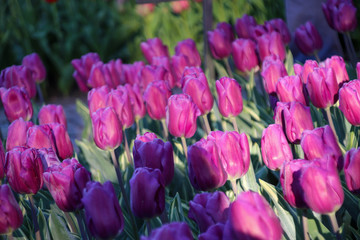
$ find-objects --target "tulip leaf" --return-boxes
[284,50,294,76]
[76,99,92,139]
[169,193,185,222]
[213,60,229,78]
[49,206,77,240]
[38,208,51,240]
[240,157,259,192]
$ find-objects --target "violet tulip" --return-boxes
[104,59,123,88]
[43,158,91,212]
[182,72,214,115]
[141,222,193,240]
[181,66,203,87]
[37,148,60,171]
[257,31,286,62]
[207,23,233,59]
[22,53,46,83]
[171,54,189,88]
[6,118,34,151]
[261,55,288,94]
[295,21,323,56]
[87,62,107,88]
[125,84,146,121]
[344,148,360,194]
[198,223,224,240]
[87,85,110,115]
[298,60,319,84]
[5,147,43,194]
[261,124,293,170]
[0,65,36,98]
[322,0,357,33]
[215,77,243,118]
[139,65,169,92]
[188,138,227,191]
[82,181,124,239]
[26,124,56,151]
[0,87,33,122]
[188,191,230,232]
[232,39,259,73]
[265,18,291,44]
[121,61,145,86]
[152,56,176,89]
[49,123,74,160]
[175,39,201,67]
[0,139,4,180]
[130,167,165,218]
[276,75,307,105]
[136,132,158,142]
[91,107,123,150]
[38,104,67,129]
[0,184,23,235]
[223,191,282,240]
[140,38,169,64]
[339,80,360,125]
[107,87,134,129]
[235,14,257,39]
[143,80,171,120]
[321,56,349,86]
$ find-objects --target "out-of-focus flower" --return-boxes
[143,80,171,120]
[6,118,34,151]
[0,184,23,235]
[125,84,146,121]
[181,66,203,87]
[276,75,307,105]
[87,85,110,115]
[140,222,193,240]
[140,38,169,64]
[207,23,234,59]
[103,59,123,88]
[261,55,288,94]
[215,77,243,118]
[136,3,155,17]
[152,56,176,89]
[171,1,190,14]
[0,87,33,122]
[357,62,360,79]
[121,61,145,86]
[265,18,291,44]
[321,56,349,86]
[232,39,259,73]
[139,65,170,92]
[22,53,46,83]
[322,0,357,32]
[38,104,67,129]
[257,31,286,62]
[297,60,319,84]
[198,223,224,240]
[107,87,134,129]
[0,65,36,98]
[175,39,201,67]
[87,62,107,89]
[235,14,257,39]
[171,54,190,88]
[0,139,4,180]
[339,80,360,125]
[344,148,360,194]
[295,21,323,56]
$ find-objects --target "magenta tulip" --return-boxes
[276,75,307,105]
[141,222,193,240]
[207,23,233,59]
[37,148,60,171]
[232,39,259,73]
[107,87,134,129]
[235,14,257,39]
[261,55,288,94]
[0,87,33,122]
[0,65,36,98]
[175,39,201,67]
[215,77,243,118]
[140,38,169,64]
[22,53,46,83]
[171,54,189,88]
[139,65,169,92]
[121,61,145,86]
[344,148,360,194]
[297,60,319,84]
[26,124,57,152]
[265,18,291,44]
[49,123,74,160]
[321,56,349,86]
[6,118,34,151]
[136,132,158,142]
[38,104,67,129]
[87,85,110,115]
[152,56,176,89]
[125,84,146,121]
[0,139,4,180]
[295,21,323,56]
[339,80,360,125]
[181,66,203,87]
[0,184,23,235]
[257,31,286,62]
[143,80,171,120]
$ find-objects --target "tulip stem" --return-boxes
[302,213,309,240]
[7,234,14,240]
[230,117,239,132]
[75,211,88,240]
[64,212,77,234]
[123,129,133,165]
[146,219,152,235]
[110,150,139,240]
[161,119,168,140]
[29,195,42,240]
[224,58,234,79]
[202,115,211,135]
[325,108,339,142]
[344,33,357,67]
[314,51,321,63]
[36,83,44,105]
[136,119,140,135]
[181,137,188,160]
[231,180,239,196]
[329,213,342,240]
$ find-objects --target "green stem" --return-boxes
[230,116,239,132]
[325,108,338,142]
[64,212,77,234]
[314,51,321,62]
[123,129,133,165]
[161,119,168,140]
[302,213,309,240]
[29,195,42,240]
[202,114,211,135]
[75,212,88,240]
[224,58,234,78]
[230,179,239,196]
[181,137,188,160]
[136,119,140,136]
[328,213,342,240]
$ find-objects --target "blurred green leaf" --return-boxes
[49,206,77,240]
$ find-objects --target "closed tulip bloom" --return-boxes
[133,138,174,186]
[182,73,214,115]
[175,39,201,67]
[43,158,91,212]
[87,85,110,115]
[5,147,43,194]
[276,75,307,105]
[107,87,134,129]
[223,191,282,240]
[82,181,124,239]
[171,54,189,88]
[215,77,243,118]
[0,184,23,235]
[140,222,193,240]
[166,94,201,138]
[261,124,293,170]
[0,87,33,122]
[207,23,233,59]
[140,38,169,64]
[125,84,146,121]
[87,62,107,88]
[6,118,34,151]
[139,65,169,92]
[344,148,360,194]
[26,124,57,152]
[181,66,203,87]
[298,60,319,84]
[121,61,145,86]
[188,138,227,191]
[22,53,46,83]
[37,148,60,171]
[339,80,360,125]
[143,80,171,120]
[188,191,230,232]
[0,139,4,180]
[91,107,122,150]
[261,55,288,94]
[295,21,323,56]
[198,223,224,240]
[235,14,257,39]
[300,159,344,214]
[321,56,349,86]
[0,65,36,98]
[232,39,259,73]
[251,24,268,39]
[49,123,74,160]
[322,0,357,32]
[152,56,176,89]
[103,59,123,88]
[38,104,67,129]
[257,31,286,62]
[130,167,165,218]
[293,63,303,76]
[265,18,291,44]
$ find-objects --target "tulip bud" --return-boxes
[130,167,165,218]
[0,184,23,235]
[6,118,34,151]
[171,54,190,88]
[87,62,107,88]
[295,21,323,55]
[140,222,193,240]
[293,63,303,76]
[261,124,293,170]
[339,80,360,125]
[125,84,146,121]
[103,59,123,88]
[257,31,286,62]
[223,191,282,240]
[306,67,339,108]
[207,23,233,59]
[0,87,33,122]
[107,87,134,129]
[181,66,203,87]
[121,61,145,86]
[139,65,170,92]
[276,75,307,105]
[22,53,46,83]
[235,14,257,39]
[133,138,174,186]
[152,57,176,89]
[188,138,227,191]
[0,65,36,98]
[198,223,224,240]
[232,39,259,73]
[91,107,122,150]
[5,147,43,194]
[38,104,67,129]
[261,55,288,94]
[140,38,169,64]
[175,39,201,67]
[182,73,214,115]
[82,181,124,239]
[143,80,171,120]
[251,24,268,39]
[26,124,57,152]
[344,148,360,194]
[321,56,349,86]
[43,158,91,212]
[188,191,230,232]
[298,60,319,84]
[322,0,357,33]
[49,123,74,160]
[265,18,291,44]
[215,77,243,118]
[0,139,4,180]
[37,148,60,171]
[87,85,110,115]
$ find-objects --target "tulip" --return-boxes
[87,85,110,115]
[87,62,107,88]
[232,39,259,73]
[0,139,4,180]
[265,18,291,44]
[339,80,360,125]
[143,80,171,120]
[207,23,233,59]
[26,124,57,152]
[182,73,214,115]
[139,65,169,92]
[181,66,203,87]
[251,24,268,39]
[49,123,74,160]
[198,223,224,240]
[130,167,165,218]
[0,184,23,235]
[215,77,243,118]
[38,104,67,129]
[71,52,101,92]
[152,56,176,89]
[295,21,323,56]
[293,63,303,76]
[104,59,123,88]
[344,148,360,194]
[125,84,146,121]
[0,65,36,98]
[121,61,145,86]
[22,53,46,83]
[208,131,250,180]
[188,138,227,191]
[261,124,293,170]
[223,191,282,240]
[5,147,43,194]
[357,62,360,79]
[188,191,230,232]
[297,60,319,84]
[140,38,169,64]
[257,31,286,62]
[321,56,349,86]
[6,118,34,151]
[107,87,134,129]
[322,0,357,32]
[300,158,344,213]
[82,181,124,239]
[0,87,33,122]
[140,222,193,240]
[166,94,201,138]
[133,138,174,185]
[273,101,314,143]
[171,54,189,88]
[43,158,91,212]
[175,39,201,67]
[301,125,343,170]
[136,3,155,17]
[261,55,288,94]
[37,148,60,171]
[235,14,257,39]
[171,1,190,14]
[91,107,122,150]
[276,75,307,105]
[306,67,339,108]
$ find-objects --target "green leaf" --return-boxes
[49,206,76,240]
[169,193,185,222]
[213,60,229,78]
[284,50,294,76]
[76,99,92,139]
[38,208,51,240]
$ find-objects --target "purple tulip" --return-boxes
[181,66,203,87]
[152,56,176,89]
[175,39,201,67]
[265,18,291,44]
[37,148,60,171]
[339,80,360,126]
[321,56,349,86]
[143,80,171,120]
[104,59,124,88]
[0,139,4,180]
[87,62,107,88]
[87,85,110,115]
[0,87,33,122]
[121,61,145,86]
[171,54,189,88]
[357,62,360,79]
[125,84,146,121]
[26,124,57,152]
[6,118,34,151]
[0,65,36,98]
[140,38,169,64]
[257,31,286,62]
[198,223,224,240]
[22,53,46,83]
[82,181,124,239]
[136,132,158,142]
[140,222,193,240]
[49,123,74,160]
[38,104,67,129]
[107,87,134,129]
[276,75,307,105]
[139,65,170,92]
[235,14,257,39]
[207,23,233,59]
[232,39,259,73]
[215,77,243,118]
[295,21,323,55]
[322,0,357,32]
[261,55,288,94]
[0,184,23,234]
[344,148,360,194]
[297,60,319,84]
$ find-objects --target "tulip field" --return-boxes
[1,0,360,240]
